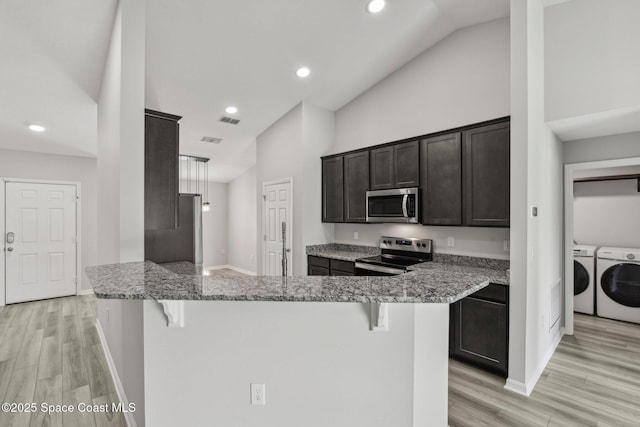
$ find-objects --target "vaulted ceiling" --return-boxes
[1,0,509,182]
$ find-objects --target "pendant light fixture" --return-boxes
[179,154,211,212]
[202,161,211,212]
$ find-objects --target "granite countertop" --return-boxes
[306,243,379,262]
[86,260,499,304]
[305,244,510,286]
[86,243,509,304]
[409,262,508,286]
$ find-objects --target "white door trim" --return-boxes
[261,177,293,276]
[563,156,640,335]
[0,178,82,306]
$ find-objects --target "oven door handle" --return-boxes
[402,194,408,218]
[355,262,405,275]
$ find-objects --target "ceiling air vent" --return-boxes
[219,116,240,125]
[201,136,222,144]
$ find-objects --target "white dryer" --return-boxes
[596,247,640,324]
[574,245,597,315]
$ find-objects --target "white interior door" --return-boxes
[5,181,77,304]
[263,180,292,276]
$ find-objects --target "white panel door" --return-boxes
[263,180,292,276]
[5,182,77,303]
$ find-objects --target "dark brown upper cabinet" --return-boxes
[145,109,181,230]
[463,122,510,227]
[322,156,344,223]
[421,133,462,225]
[370,140,420,190]
[343,151,370,223]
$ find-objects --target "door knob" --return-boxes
[7,247,13,252]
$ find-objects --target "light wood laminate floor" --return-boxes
[2,297,639,427]
[0,295,124,427]
[449,313,640,426]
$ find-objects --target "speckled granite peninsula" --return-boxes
[87,248,510,427]
[86,259,504,303]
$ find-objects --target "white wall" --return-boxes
[301,103,336,258]
[574,179,640,248]
[334,224,509,259]
[256,102,335,275]
[96,0,122,266]
[203,182,228,267]
[228,166,258,273]
[256,104,303,275]
[508,0,564,396]
[96,1,146,425]
[0,149,97,291]
[331,18,511,259]
[545,0,640,122]
[564,131,640,165]
[180,179,229,267]
[143,300,449,427]
[333,18,510,153]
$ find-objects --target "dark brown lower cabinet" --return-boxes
[309,265,330,276]
[307,256,355,276]
[450,283,509,376]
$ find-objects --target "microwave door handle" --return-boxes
[402,194,408,218]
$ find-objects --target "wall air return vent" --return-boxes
[218,116,240,125]
[200,136,222,144]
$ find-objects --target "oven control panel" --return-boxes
[380,236,432,253]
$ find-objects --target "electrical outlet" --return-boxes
[221,248,226,255]
[447,237,455,247]
[354,232,359,240]
[503,240,510,252]
[250,383,266,405]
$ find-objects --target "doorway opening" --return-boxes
[563,157,640,334]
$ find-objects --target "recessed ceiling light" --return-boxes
[225,106,238,114]
[296,67,311,78]
[28,124,46,132]
[366,0,385,14]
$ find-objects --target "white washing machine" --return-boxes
[574,245,597,315]
[596,247,640,324]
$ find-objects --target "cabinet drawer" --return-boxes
[331,270,354,276]
[308,256,330,269]
[331,259,355,274]
[309,265,330,276]
[471,283,507,303]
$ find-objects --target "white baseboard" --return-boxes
[504,378,529,396]
[78,289,94,296]
[504,327,565,396]
[95,319,137,427]
[205,264,257,276]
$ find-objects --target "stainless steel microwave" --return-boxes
[366,187,419,223]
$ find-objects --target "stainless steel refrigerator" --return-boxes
[144,194,203,265]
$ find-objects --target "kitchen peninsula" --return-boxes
[86,257,507,427]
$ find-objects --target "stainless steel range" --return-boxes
[355,236,433,276]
